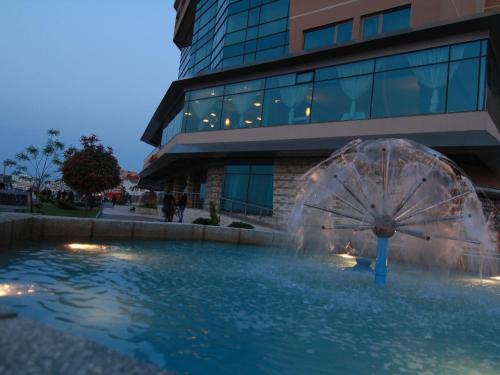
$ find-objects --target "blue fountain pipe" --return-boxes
[374,237,389,286]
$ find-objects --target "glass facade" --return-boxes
[303,21,353,51]
[160,40,491,143]
[362,6,411,39]
[221,164,273,213]
[179,0,290,78]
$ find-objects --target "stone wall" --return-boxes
[204,162,224,210]
[272,158,323,228]
[482,197,500,231]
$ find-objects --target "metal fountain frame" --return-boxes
[303,145,481,287]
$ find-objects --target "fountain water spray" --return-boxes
[290,139,497,286]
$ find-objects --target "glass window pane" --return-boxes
[225,79,265,95]
[262,83,313,126]
[248,8,260,26]
[481,40,488,56]
[260,0,288,23]
[316,60,374,81]
[225,165,250,174]
[362,15,379,38]
[255,46,285,61]
[266,73,296,88]
[372,64,448,118]
[312,75,372,122]
[223,55,244,68]
[304,26,334,51]
[478,57,486,110]
[257,32,287,50]
[447,59,480,112]
[225,30,246,45]
[296,71,314,83]
[221,91,264,129]
[375,46,449,72]
[223,42,245,58]
[250,165,274,174]
[336,21,353,43]
[227,11,248,33]
[190,86,224,100]
[450,41,481,61]
[382,7,411,33]
[186,97,223,132]
[246,26,258,40]
[247,174,273,210]
[258,18,287,37]
[222,173,250,212]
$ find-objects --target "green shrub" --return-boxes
[192,217,212,225]
[208,201,220,225]
[57,199,76,210]
[228,221,254,229]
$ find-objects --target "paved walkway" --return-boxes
[100,205,273,231]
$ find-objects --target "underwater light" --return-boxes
[65,243,108,251]
[338,253,356,259]
[0,284,35,297]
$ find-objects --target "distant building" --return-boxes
[140,0,500,227]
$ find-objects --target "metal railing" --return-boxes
[219,197,273,217]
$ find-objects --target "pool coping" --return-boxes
[0,213,292,251]
[0,311,173,375]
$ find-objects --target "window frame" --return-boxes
[362,5,411,39]
[303,19,353,51]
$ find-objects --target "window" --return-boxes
[263,83,313,126]
[304,20,353,51]
[447,59,480,112]
[185,97,222,132]
[304,26,335,51]
[372,64,448,118]
[382,7,411,33]
[222,165,274,214]
[314,59,374,122]
[221,91,264,129]
[362,6,411,38]
[182,39,489,132]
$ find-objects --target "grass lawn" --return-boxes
[40,203,100,218]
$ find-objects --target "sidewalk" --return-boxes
[99,205,274,231]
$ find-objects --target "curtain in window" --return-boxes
[230,94,253,128]
[279,85,310,123]
[407,48,462,113]
[337,62,373,120]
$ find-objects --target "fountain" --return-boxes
[290,139,498,286]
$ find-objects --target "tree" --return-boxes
[2,159,16,177]
[13,129,65,193]
[61,135,120,208]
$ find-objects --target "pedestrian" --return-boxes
[112,195,117,207]
[162,191,176,222]
[178,191,188,223]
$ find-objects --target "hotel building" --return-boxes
[140,0,500,228]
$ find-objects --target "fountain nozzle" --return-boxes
[372,215,396,238]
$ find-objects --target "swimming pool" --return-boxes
[1,241,499,374]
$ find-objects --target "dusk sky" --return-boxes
[0,0,179,173]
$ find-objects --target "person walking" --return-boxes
[177,191,188,223]
[162,191,176,222]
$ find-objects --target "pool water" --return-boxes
[1,241,500,374]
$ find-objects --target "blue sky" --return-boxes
[0,0,178,172]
